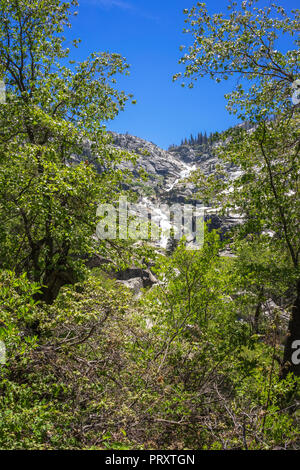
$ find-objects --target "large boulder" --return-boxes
[116,277,144,296]
[85,254,112,268]
[115,267,157,288]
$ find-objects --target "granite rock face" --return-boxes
[109,131,242,234]
[71,132,243,256]
[110,132,188,184]
[115,267,157,288]
[110,132,238,192]
[116,277,144,296]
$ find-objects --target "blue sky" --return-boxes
[69,0,298,149]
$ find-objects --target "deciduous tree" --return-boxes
[175,0,300,378]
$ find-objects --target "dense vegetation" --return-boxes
[0,0,299,450]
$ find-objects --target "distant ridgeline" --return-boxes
[168,121,254,150]
[170,130,220,149]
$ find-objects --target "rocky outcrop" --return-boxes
[116,277,144,296]
[205,213,243,240]
[107,132,245,240]
[115,267,157,288]
[85,252,158,289]
[109,132,198,194]
[115,267,158,297]
[85,254,112,268]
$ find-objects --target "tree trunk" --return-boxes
[280,279,300,379]
[38,268,78,304]
[254,287,264,334]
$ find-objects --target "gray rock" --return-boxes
[110,132,185,178]
[75,131,245,240]
[115,267,157,288]
[85,254,112,268]
[116,277,144,295]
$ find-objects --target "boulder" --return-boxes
[116,277,144,295]
[115,267,157,288]
[85,254,112,268]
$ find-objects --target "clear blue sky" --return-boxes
[69,0,298,149]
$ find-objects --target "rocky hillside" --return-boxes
[110,131,195,195]
[109,131,243,238]
[110,132,219,197]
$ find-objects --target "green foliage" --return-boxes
[0,271,133,449]
[175,1,299,119]
[0,0,136,302]
[0,0,299,451]
[176,0,300,378]
[0,271,41,359]
[0,251,299,450]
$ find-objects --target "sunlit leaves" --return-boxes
[0,0,135,301]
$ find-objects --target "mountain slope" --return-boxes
[110,131,243,241]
